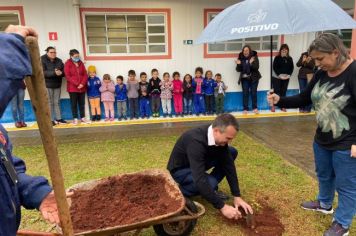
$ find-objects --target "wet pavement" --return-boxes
[8,115,317,178]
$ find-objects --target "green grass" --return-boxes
[14,132,355,235]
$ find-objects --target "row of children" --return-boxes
[87,66,228,121]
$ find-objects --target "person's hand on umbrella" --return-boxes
[220,204,242,220]
[234,197,253,215]
[5,24,38,38]
[267,91,280,106]
[351,145,356,158]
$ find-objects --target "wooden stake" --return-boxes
[24,36,74,236]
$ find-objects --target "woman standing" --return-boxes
[64,49,90,125]
[268,33,356,236]
[296,51,315,113]
[11,80,26,128]
[236,45,262,114]
[272,44,294,112]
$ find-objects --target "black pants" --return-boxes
[69,92,85,119]
[272,77,289,109]
[205,95,214,113]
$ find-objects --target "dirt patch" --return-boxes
[238,203,284,236]
[223,202,284,236]
[69,174,182,233]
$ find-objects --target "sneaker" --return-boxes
[110,117,114,122]
[91,116,97,122]
[301,200,334,214]
[20,122,27,127]
[281,108,287,112]
[324,221,349,236]
[72,118,78,125]
[96,115,101,121]
[105,118,110,122]
[243,110,248,115]
[81,118,91,124]
[15,122,22,128]
[169,114,172,118]
[56,119,67,124]
[271,106,276,112]
[253,108,259,114]
[123,116,127,120]
[214,191,230,201]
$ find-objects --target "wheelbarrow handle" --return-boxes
[17,230,60,236]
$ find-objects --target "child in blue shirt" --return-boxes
[87,65,101,121]
[203,70,217,115]
[115,75,128,120]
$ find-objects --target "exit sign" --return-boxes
[49,32,58,41]
[183,40,193,45]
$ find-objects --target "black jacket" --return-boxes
[183,80,194,99]
[41,55,64,88]
[167,125,241,209]
[148,77,161,96]
[296,52,315,78]
[273,55,294,77]
[236,50,262,84]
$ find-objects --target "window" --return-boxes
[206,12,278,54]
[323,29,352,48]
[81,9,171,59]
[0,12,20,32]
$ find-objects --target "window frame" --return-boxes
[80,8,172,60]
[0,6,25,31]
[203,9,284,58]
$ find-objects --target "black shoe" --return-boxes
[215,191,230,201]
[52,121,57,126]
[56,119,67,124]
[96,115,101,121]
[91,115,96,122]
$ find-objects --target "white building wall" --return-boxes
[0,0,353,101]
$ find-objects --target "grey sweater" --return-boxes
[126,80,139,98]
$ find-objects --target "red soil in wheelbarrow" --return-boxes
[69,175,182,233]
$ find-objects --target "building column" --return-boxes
[350,0,356,59]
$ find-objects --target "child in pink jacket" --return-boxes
[172,71,183,117]
[99,74,116,121]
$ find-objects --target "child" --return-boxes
[127,69,139,119]
[183,74,194,115]
[192,67,205,116]
[214,73,228,114]
[99,74,115,121]
[139,72,150,119]
[172,71,183,117]
[148,68,161,117]
[87,65,102,122]
[115,75,128,120]
[204,70,216,115]
[160,72,173,118]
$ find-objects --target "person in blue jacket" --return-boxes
[0,25,61,236]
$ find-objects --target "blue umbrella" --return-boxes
[196,0,356,44]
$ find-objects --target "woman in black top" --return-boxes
[268,33,356,236]
[296,52,315,113]
[272,44,294,112]
[235,45,262,114]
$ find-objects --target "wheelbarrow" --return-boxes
[18,169,205,236]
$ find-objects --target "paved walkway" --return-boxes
[7,111,317,178]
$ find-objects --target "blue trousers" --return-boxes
[11,88,25,122]
[183,97,193,114]
[314,142,356,228]
[139,97,150,117]
[171,146,238,196]
[241,79,259,110]
[298,77,312,111]
[193,94,205,115]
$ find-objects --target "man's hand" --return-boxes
[220,204,242,220]
[351,145,356,158]
[39,191,59,224]
[39,191,73,224]
[234,197,253,214]
[5,25,38,38]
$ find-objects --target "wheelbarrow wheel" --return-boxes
[153,198,198,236]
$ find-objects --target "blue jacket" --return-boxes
[0,125,52,236]
[0,33,52,236]
[203,78,217,96]
[115,84,128,101]
[87,76,101,98]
